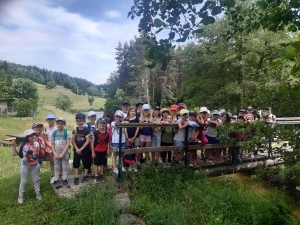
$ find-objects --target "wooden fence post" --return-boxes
[118,127,124,182]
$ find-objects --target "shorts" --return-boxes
[126,138,140,147]
[139,134,151,142]
[94,151,107,166]
[111,143,126,157]
[174,140,185,152]
[206,135,220,144]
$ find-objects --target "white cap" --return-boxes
[200,107,208,113]
[114,110,124,118]
[142,104,150,110]
[24,129,36,136]
[87,111,96,117]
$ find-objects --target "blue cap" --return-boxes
[98,118,106,123]
[211,110,219,115]
[142,104,150,110]
[75,113,86,120]
[46,113,56,120]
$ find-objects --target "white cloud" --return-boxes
[105,10,121,18]
[0,0,139,84]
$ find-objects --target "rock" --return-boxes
[119,214,140,225]
[114,192,131,213]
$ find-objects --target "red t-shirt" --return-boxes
[94,131,109,152]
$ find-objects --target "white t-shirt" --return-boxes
[52,129,71,154]
[111,121,126,144]
[44,127,57,142]
[206,118,222,137]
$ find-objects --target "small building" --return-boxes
[0,98,16,116]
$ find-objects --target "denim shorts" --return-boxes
[174,140,185,152]
[111,143,126,150]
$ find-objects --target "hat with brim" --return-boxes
[75,113,86,120]
[24,129,36,136]
[136,102,144,108]
[200,107,208,113]
[114,110,124,117]
[122,100,130,106]
[161,108,170,114]
[266,107,271,110]
[46,113,56,120]
[170,104,179,111]
[178,103,186,108]
[211,110,219,115]
[154,106,160,110]
[32,122,44,128]
[142,104,150,111]
[239,109,246,113]
[87,111,96,117]
[180,109,188,115]
[56,117,66,124]
[98,118,106,123]
[189,111,197,116]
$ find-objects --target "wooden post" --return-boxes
[118,127,124,182]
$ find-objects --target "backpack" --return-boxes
[53,129,68,140]
[18,141,26,158]
[123,142,136,165]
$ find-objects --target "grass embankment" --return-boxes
[36,83,105,111]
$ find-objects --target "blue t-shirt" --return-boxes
[72,127,91,149]
[140,120,152,136]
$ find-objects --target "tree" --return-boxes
[87,86,98,96]
[46,80,56,89]
[10,78,38,100]
[88,96,95,106]
[104,89,126,112]
[55,93,73,111]
[0,69,10,98]
[12,98,38,117]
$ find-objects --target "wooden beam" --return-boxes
[115,123,215,128]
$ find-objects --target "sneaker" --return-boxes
[89,172,95,177]
[50,176,55,184]
[137,163,142,170]
[205,159,214,165]
[171,160,179,166]
[189,164,194,167]
[54,180,62,189]
[216,158,224,163]
[74,177,79,185]
[113,168,118,174]
[122,167,126,172]
[158,158,163,164]
[133,167,138,173]
[94,176,101,183]
[36,194,42,201]
[128,166,133,172]
[62,179,70,188]
[18,197,24,204]
[81,176,88,183]
[99,174,104,180]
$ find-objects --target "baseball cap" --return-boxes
[87,111,96,117]
[154,106,160,110]
[24,129,36,136]
[232,115,237,119]
[122,100,130,106]
[56,117,66,124]
[170,104,179,111]
[247,106,254,111]
[75,113,86,120]
[239,109,246,113]
[266,107,271,110]
[200,107,208,113]
[180,109,188,115]
[178,103,186,108]
[228,112,233,118]
[189,111,197,116]
[237,115,245,120]
[98,118,106,123]
[46,113,56,120]
[136,102,144,108]
[142,104,151,111]
[219,109,226,114]
[32,122,44,128]
[207,110,211,114]
[161,108,170,114]
[115,110,124,117]
[211,110,219,115]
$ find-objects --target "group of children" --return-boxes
[12,101,276,204]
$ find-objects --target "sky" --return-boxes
[0,0,140,84]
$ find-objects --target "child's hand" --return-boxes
[123,121,129,124]
[11,140,16,146]
[76,148,81,155]
[107,149,110,154]
[91,152,96,158]
[184,121,189,126]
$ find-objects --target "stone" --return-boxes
[114,192,131,213]
[119,214,140,225]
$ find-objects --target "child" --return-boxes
[170,104,179,121]
[197,107,209,159]
[161,113,174,163]
[231,116,245,165]
[51,117,71,189]
[111,110,126,174]
[152,106,162,163]
[91,118,110,182]
[44,114,56,183]
[121,100,130,118]
[86,111,97,176]
[188,111,199,166]
[12,129,41,204]
[139,104,153,162]
[205,110,222,165]
[72,113,91,185]
[124,107,139,172]
[172,109,189,166]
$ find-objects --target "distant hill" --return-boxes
[0,60,107,96]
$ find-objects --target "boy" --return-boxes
[188,111,199,166]
[121,100,130,118]
[86,111,97,176]
[172,109,189,166]
[72,113,91,185]
[45,113,56,184]
[91,118,110,182]
[51,118,71,188]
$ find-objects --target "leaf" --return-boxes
[284,45,297,60]
[291,62,300,74]
[192,29,204,34]
[290,0,299,8]
[169,32,175,40]
[155,61,162,70]
[267,60,282,69]
[154,18,163,27]
[223,0,235,8]
[211,6,222,16]
[142,40,152,45]
[155,28,163,34]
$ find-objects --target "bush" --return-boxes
[55,93,73,111]
[88,96,94,106]
[46,80,56,89]
[12,98,38,117]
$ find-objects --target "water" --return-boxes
[81,111,104,119]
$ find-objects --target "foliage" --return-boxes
[0,69,11,98]
[128,0,236,70]
[129,166,298,225]
[88,96,95,106]
[46,79,56,89]
[12,98,38,117]
[55,93,73,111]
[10,78,39,100]
[104,89,127,112]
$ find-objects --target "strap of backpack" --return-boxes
[53,130,57,140]
[63,129,67,139]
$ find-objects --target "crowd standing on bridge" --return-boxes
[11,101,277,204]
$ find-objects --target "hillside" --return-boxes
[36,83,105,111]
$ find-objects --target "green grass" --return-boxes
[36,83,105,111]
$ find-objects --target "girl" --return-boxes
[188,111,199,166]
[220,112,231,160]
[12,129,42,204]
[152,106,162,163]
[124,107,139,172]
[161,112,174,163]
[197,107,209,160]
[139,104,152,162]
[170,104,179,121]
[111,110,126,174]
[44,114,56,184]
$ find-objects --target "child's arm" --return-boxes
[133,127,140,141]
[11,140,19,156]
[178,120,189,130]
[107,140,111,154]
[59,138,71,159]
[91,134,96,158]
[71,133,79,152]
[124,128,129,140]
[78,134,91,153]
[44,134,51,148]
[51,139,59,159]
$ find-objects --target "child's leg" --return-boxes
[53,155,61,181]
[146,141,152,161]
[94,165,99,176]
[82,149,92,176]
[61,152,70,180]
[112,155,117,169]
[73,151,81,177]
[31,164,41,195]
[48,152,54,176]
[100,165,105,174]
[19,165,30,197]
[175,151,184,161]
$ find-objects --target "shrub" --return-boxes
[55,93,73,111]
[12,98,38,117]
